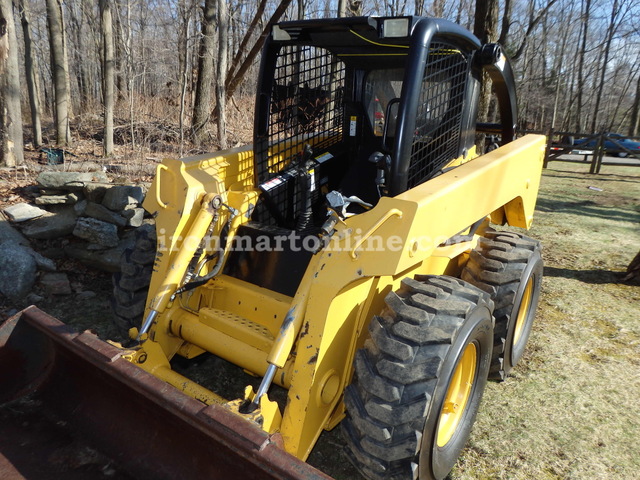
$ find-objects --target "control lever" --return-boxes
[326,191,372,218]
[313,210,341,254]
[368,152,391,197]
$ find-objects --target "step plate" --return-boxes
[200,308,274,352]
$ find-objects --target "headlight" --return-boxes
[381,18,410,38]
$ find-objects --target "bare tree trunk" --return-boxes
[125,2,135,149]
[562,36,580,131]
[550,1,576,130]
[629,75,640,137]
[226,0,268,92]
[192,0,216,145]
[67,2,89,110]
[473,0,498,126]
[431,0,445,17]
[623,249,640,282]
[337,0,347,16]
[509,0,559,62]
[216,0,228,149]
[224,0,293,100]
[177,0,193,156]
[551,25,569,129]
[177,0,189,99]
[15,0,42,148]
[46,0,72,146]
[607,61,639,133]
[498,0,512,46]
[112,6,125,101]
[575,0,591,132]
[0,0,23,166]
[0,10,11,166]
[590,0,619,133]
[348,0,363,16]
[473,0,498,44]
[291,0,305,87]
[540,14,548,88]
[62,2,73,116]
[100,0,114,157]
[0,10,11,167]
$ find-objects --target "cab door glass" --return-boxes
[363,69,404,136]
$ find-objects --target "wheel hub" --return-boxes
[436,343,477,447]
[513,277,534,347]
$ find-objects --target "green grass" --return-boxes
[451,162,640,480]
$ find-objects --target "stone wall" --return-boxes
[0,171,153,305]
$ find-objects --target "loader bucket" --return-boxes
[0,306,331,480]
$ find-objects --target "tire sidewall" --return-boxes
[504,250,543,371]
[419,304,493,480]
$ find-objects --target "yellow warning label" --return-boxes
[349,116,357,136]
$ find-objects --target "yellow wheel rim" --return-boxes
[436,343,477,448]
[513,277,534,347]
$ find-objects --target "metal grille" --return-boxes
[407,44,470,187]
[258,45,346,183]
[254,45,345,229]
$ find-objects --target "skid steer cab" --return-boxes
[1,16,545,480]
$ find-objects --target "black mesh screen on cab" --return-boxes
[407,44,470,188]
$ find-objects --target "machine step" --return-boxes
[199,308,275,352]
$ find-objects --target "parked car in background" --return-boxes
[573,133,640,157]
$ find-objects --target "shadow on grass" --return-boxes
[535,197,639,223]
[543,266,634,285]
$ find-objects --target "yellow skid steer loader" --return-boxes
[1,16,545,480]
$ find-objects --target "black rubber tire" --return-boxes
[461,230,543,380]
[111,223,156,333]
[617,151,628,158]
[342,275,493,480]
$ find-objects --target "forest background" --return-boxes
[0,0,639,166]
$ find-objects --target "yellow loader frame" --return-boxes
[123,134,545,461]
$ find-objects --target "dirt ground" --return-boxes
[1,157,639,479]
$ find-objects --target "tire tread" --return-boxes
[342,276,493,480]
[461,229,541,379]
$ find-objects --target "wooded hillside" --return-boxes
[1,0,639,165]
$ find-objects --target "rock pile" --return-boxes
[0,171,152,305]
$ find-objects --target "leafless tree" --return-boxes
[46,0,72,145]
[473,0,499,127]
[216,0,229,149]
[504,0,560,62]
[630,75,640,137]
[574,0,592,132]
[0,0,638,158]
[14,0,42,148]
[0,0,23,166]
[590,0,622,132]
[192,0,215,145]
[100,0,114,156]
[224,0,294,100]
[338,0,347,16]
[177,0,197,154]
